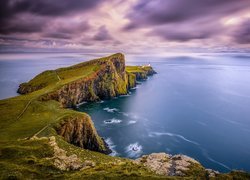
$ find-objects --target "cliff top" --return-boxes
[0,54,248,179]
[18,53,125,95]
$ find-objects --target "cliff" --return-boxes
[0,53,155,157]
[55,114,111,154]
[17,53,155,107]
[126,65,156,80]
[1,53,249,179]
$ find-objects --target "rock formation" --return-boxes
[15,53,155,155]
[18,53,156,108]
[135,153,206,177]
[55,114,111,154]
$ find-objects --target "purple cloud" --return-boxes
[43,21,91,40]
[125,0,250,28]
[0,0,103,35]
[93,26,113,41]
[123,0,250,42]
[232,19,250,44]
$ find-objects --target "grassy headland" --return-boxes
[0,53,249,179]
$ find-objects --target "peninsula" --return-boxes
[0,53,249,179]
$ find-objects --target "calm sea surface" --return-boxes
[1,52,250,172]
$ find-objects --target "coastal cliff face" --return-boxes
[17,53,155,107]
[1,53,250,179]
[41,54,128,107]
[55,114,111,154]
[14,53,156,155]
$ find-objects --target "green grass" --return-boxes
[19,53,125,94]
[126,66,153,73]
[0,53,249,179]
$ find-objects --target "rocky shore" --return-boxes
[0,53,249,179]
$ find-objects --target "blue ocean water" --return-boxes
[1,52,250,172]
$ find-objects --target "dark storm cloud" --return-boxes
[93,26,113,41]
[123,0,250,42]
[1,0,101,18]
[232,20,250,44]
[0,14,48,34]
[0,0,102,35]
[43,21,91,40]
[125,0,250,29]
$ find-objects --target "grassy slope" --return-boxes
[0,53,167,179]
[126,65,153,73]
[0,53,249,179]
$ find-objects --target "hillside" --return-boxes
[0,53,249,179]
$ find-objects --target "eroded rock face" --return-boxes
[132,67,156,80]
[206,169,220,178]
[55,114,111,154]
[46,136,96,171]
[18,53,156,108]
[135,153,203,176]
[39,54,130,107]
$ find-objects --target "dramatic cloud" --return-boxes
[0,0,102,18]
[124,0,250,43]
[125,0,250,28]
[0,0,249,53]
[232,19,250,44]
[43,21,91,40]
[0,0,102,34]
[93,26,113,41]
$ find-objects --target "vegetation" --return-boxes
[0,53,249,179]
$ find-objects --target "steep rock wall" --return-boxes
[39,55,129,107]
[55,114,111,154]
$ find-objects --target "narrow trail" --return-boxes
[55,70,61,81]
[31,124,50,138]
[16,98,33,121]
[29,115,66,139]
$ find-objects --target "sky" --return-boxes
[0,0,250,54]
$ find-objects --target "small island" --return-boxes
[0,53,249,179]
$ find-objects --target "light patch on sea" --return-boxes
[104,118,122,124]
[105,138,119,156]
[125,142,143,158]
[103,107,119,113]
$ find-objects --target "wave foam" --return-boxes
[125,142,143,158]
[104,118,122,124]
[128,120,137,125]
[105,138,119,156]
[97,100,104,103]
[202,149,230,170]
[76,101,87,107]
[103,107,119,113]
[149,132,199,146]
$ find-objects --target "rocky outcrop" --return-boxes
[135,153,206,177]
[17,53,156,108]
[131,67,156,80]
[206,168,220,178]
[45,136,96,171]
[126,72,136,89]
[55,114,111,154]
[41,56,128,107]
[16,53,156,156]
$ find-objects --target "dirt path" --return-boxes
[55,70,61,81]
[16,99,33,121]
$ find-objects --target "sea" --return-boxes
[1,52,250,172]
